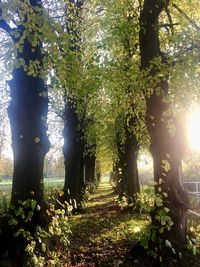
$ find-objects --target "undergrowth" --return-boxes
[0,181,200,266]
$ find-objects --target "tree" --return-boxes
[139,0,189,249]
[62,98,85,209]
[60,0,85,210]
[48,0,104,209]
[0,0,51,263]
[0,0,50,206]
[84,151,96,186]
[99,0,143,201]
[115,115,140,202]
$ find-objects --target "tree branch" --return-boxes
[169,43,200,67]
[160,23,179,32]
[165,6,174,34]
[172,3,200,31]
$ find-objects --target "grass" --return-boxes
[0,180,150,266]
[60,181,200,267]
[66,182,149,266]
[0,180,12,185]
[0,178,64,212]
[0,178,64,186]
[1,179,200,266]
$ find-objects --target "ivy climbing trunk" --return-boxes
[120,126,140,201]
[0,0,50,264]
[62,0,85,210]
[115,8,141,203]
[139,0,189,247]
[8,0,50,207]
[116,116,140,202]
[84,153,96,188]
[62,100,85,210]
[96,160,101,184]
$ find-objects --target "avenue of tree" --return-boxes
[0,0,200,265]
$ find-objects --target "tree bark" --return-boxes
[139,0,189,247]
[121,127,140,200]
[115,8,141,202]
[0,1,50,264]
[62,100,85,210]
[84,153,96,187]
[61,0,85,211]
[96,160,101,183]
[7,0,50,207]
[116,117,140,202]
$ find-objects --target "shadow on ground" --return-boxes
[67,182,148,267]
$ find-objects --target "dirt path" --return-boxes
[67,181,147,267]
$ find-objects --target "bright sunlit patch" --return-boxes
[187,106,200,152]
[133,226,141,233]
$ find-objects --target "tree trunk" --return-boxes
[8,0,50,208]
[121,128,140,200]
[60,0,85,211]
[116,117,140,202]
[110,162,119,187]
[84,153,96,187]
[62,100,85,210]
[139,0,189,247]
[116,6,140,202]
[0,1,50,264]
[95,160,101,184]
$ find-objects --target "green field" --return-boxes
[0,178,64,186]
[0,178,65,211]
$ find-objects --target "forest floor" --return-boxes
[65,180,200,267]
[1,180,200,266]
[66,180,149,267]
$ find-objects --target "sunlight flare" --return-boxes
[187,106,200,152]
